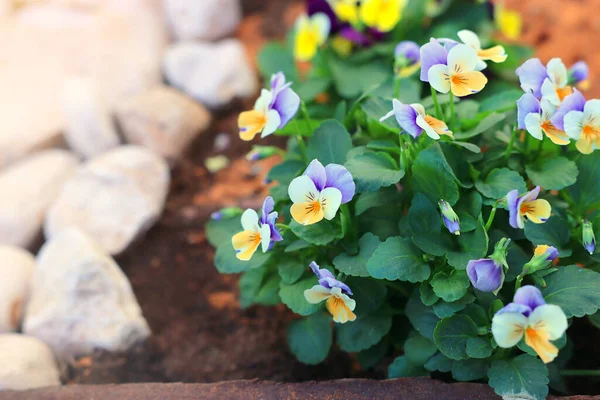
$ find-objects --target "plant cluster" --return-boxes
[207,1,600,398]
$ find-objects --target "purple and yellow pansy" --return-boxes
[457,29,507,71]
[304,261,356,323]
[492,285,568,364]
[380,99,453,139]
[427,44,489,97]
[507,186,552,230]
[564,99,600,154]
[231,197,283,261]
[288,159,356,226]
[534,245,559,262]
[394,41,421,78]
[517,94,570,145]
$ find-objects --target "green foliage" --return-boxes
[333,233,381,277]
[412,144,459,205]
[288,312,332,365]
[336,311,393,352]
[433,315,479,360]
[475,168,526,199]
[526,157,578,191]
[306,120,353,165]
[345,152,405,192]
[488,355,549,400]
[430,270,470,302]
[290,219,343,246]
[367,237,431,282]
[542,266,600,318]
[279,275,320,316]
[388,356,429,378]
[214,243,271,274]
[524,217,571,257]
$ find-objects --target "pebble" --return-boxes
[44,146,170,255]
[23,228,151,359]
[164,0,242,41]
[0,246,35,333]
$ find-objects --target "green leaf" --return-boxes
[357,339,389,369]
[430,270,470,302]
[367,140,400,153]
[425,352,453,373]
[589,311,600,329]
[419,282,439,306]
[406,291,439,342]
[479,89,522,114]
[488,355,549,400]
[206,216,242,247]
[333,233,381,277]
[412,233,454,257]
[214,243,271,274]
[475,168,527,199]
[451,359,489,381]
[254,272,281,305]
[432,294,475,318]
[388,356,429,378]
[296,76,331,101]
[288,312,332,365]
[524,217,571,257]
[257,43,297,81]
[455,113,506,140]
[279,276,320,316]
[239,268,268,309]
[446,220,489,270]
[284,239,312,253]
[346,277,387,315]
[306,120,352,165]
[355,186,400,216]
[412,144,459,205]
[329,55,391,99]
[345,152,405,192]
[367,237,431,282]
[405,193,441,235]
[526,156,578,191]
[290,219,343,246]
[278,258,307,284]
[541,265,600,318]
[466,337,493,359]
[445,141,481,154]
[267,160,305,185]
[568,152,600,214]
[404,332,438,365]
[336,311,392,352]
[362,97,398,132]
[433,315,479,360]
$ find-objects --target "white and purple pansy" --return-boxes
[269,72,301,129]
[380,99,453,139]
[427,44,489,97]
[394,40,421,78]
[260,196,283,244]
[457,29,507,71]
[568,61,590,89]
[419,38,458,82]
[231,196,282,261]
[492,285,568,364]
[506,186,552,230]
[466,238,509,294]
[516,58,548,98]
[304,261,356,323]
[564,99,600,154]
[549,89,585,131]
[517,94,570,145]
[540,58,573,106]
[288,159,356,226]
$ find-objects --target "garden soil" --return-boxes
[66,0,600,395]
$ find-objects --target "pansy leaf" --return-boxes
[336,310,392,353]
[306,120,352,165]
[412,144,459,205]
[333,233,381,277]
[345,276,387,315]
[526,156,578,191]
[362,97,398,132]
[524,217,571,257]
[433,314,479,360]
[466,337,494,359]
[278,258,307,284]
[412,233,454,257]
[404,332,439,365]
[357,339,389,369]
[419,282,439,307]
[541,265,600,318]
[254,272,282,306]
[345,152,405,192]
[358,205,401,241]
[239,267,268,309]
[425,352,453,373]
[279,275,320,316]
[367,237,431,282]
[290,219,343,246]
[479,89,522,114]
[488,355,549,400]
[446,219,489,270]
[257,43,297,81]
[454,113,506,140]
[430,270,470,303]
[288,312,332,365]
[329,55,391,99]
[568,152,600,214]
[214,243,272,274]
[475,168,527,200]
[388,356,429,378]
[451,359,490,382]
[405,193,441,234]
[206,216,243,247]
[267,160,305,185]
[432,294,476,319]
[355,186,400,216]
[406,291,439,342]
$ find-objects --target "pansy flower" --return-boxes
[428,44,489,97]
[534,245,559,262]
[564,99,600,154]
[394,41,421,78]
[492,285,568,364]
[466,238,509,294]
[359,0,406,33]
[327,0,359,25]
[507,186,552,229]
[439,200,460,235]
[516,58,548,98]
[288,159,355,225]
[259,196,283,244]
[380,99,453,139]
[419,38,458,82]
[517,94,570,145]
[568,61,590,90]
[269,72,301,129]
[457,29,507,71]
[541,58,573,106]
[294,13,331,62]
[238,89,282,142]
[231,205,271,261]
[549,89,585,131]
[304,261,356,323]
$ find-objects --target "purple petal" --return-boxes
[309,261,321,277]
[496,302,533,317]
[260,196,275,224]
[324,164,356,204]
[466,259,503,292]
[516,94,541,130]
[271,72,286,92]
[267,212,283,242]
[393,101,422,138]
[303,159,327,191]
[516,58,548,98]
[506,189,521,229]
[310,261,335,280]
[272,86,300,128]
[442,215,460,235]
[319,277,353,295]
[395,41,420,64]
[420,39,449,82]
[340,26,373,46]
[569,61,589,84]
[550,89,586,131]
[524,186,541,202]
[306,0,342,32]
[514,285,546,311]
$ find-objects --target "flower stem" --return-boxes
[448,91,456,132]
[430,85,442,120]
[394,77,401,99]
[485,202,499,231]
[560,369,600,376]
[504,126,517,159]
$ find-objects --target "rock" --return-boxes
[116,86,211,164]
[62,76,121,158]
[44,146,169,255]
[0,334,61,390]
[163,40,258,108]
[23,229,150,359]
[0,247,35,333]
[163,0,241,42]
[0,1,166,168]
[0,150,79,248]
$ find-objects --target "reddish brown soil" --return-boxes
[66,0,600,396]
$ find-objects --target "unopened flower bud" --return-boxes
[439,200,460,235]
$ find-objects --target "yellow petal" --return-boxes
[232,230,261,261]
[477,46,507,63]
[238,110,266,141]
[576,136,594,154]
[326,295,357,324]
[424,115,453,138]
[290,202,325,226]
[541,121,570,145]
[294,27,318,62]
[522,199,551,224]
[525,327,558,364]
[450,71,488,97]
[359,0,404,32]
[534,245,552,257]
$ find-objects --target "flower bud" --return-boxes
[533,245,559,262]
[569,61,589,88]
[246,145,281,161]
[466,238,510,294]
[582,220,596,255]
[211,207,243,221]
[438,200,460,235]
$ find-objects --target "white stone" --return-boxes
[62,76,121,158]
[0,247,35,333]
[45,146,169,255]
[116,86,211,164]
[23,229,150,359]
[163,0,241,42]
[0,150,79,248]
[0,1,166,168]
[163,40,258,108]
[0,334,61,390]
